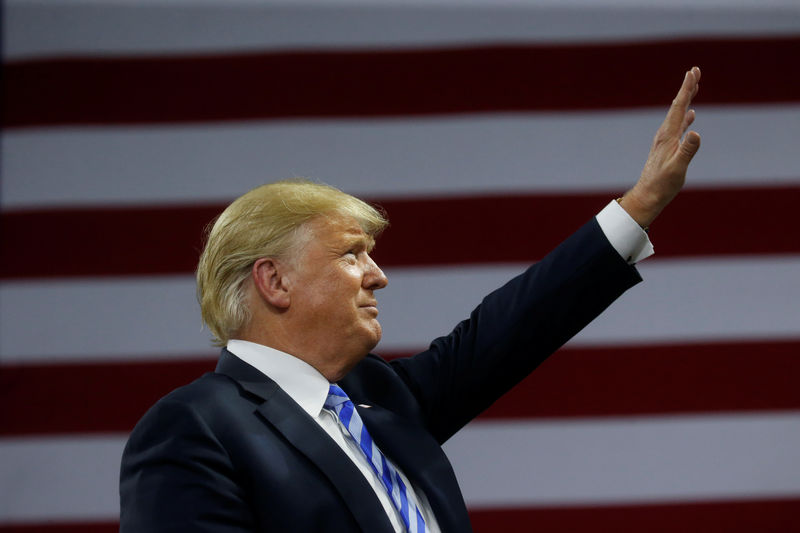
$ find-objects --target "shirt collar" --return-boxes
[226,339,330,418]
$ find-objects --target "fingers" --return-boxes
[690,66,701,100]
[681,108,696,133]
[678,130,701,163]
[674,69,696,107]
[685,66,701,96]
[663,67,701,135]
[692,66,701,84]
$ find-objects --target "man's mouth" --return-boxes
[359,302,379,313]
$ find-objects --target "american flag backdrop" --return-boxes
[2,0,800,531]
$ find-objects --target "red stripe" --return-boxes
[1,498,798,532]
[2,339,798,436]
[469,498,800,533]
[2,186,798,280]
[0,204,222,280]
[0,357,217,436]
[4,37,800,127]
[0,524,116,533]
[482,339,800,419]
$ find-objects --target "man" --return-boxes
[120,68,702,532]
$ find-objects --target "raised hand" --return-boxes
[619,66,702,228]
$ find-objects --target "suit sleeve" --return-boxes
[120,398,256,532]
[391,218,643,443]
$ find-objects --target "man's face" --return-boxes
[284,213,388,379]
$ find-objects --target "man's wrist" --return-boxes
[616,197,649,233]
[617,183,679,229]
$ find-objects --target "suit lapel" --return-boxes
[215,350,395,533]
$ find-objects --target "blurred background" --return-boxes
[2,0,799,531]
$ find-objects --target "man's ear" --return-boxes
[252,258,291,309]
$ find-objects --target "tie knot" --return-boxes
[324,384,351,411]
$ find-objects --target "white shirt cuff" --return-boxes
[595,200,654,264]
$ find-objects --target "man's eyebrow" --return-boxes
[340,232,374,250]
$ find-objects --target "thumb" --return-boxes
[678,131,701,162]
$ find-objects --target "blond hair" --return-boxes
[197,179,388,345]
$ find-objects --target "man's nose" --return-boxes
[363,253,388,290]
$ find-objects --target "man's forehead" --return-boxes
[309,213,375,245]
[337,224,376,249]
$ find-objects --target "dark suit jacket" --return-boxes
[119,218,642,532]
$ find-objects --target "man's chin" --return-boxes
[357,319,382,350]
[362,335,381,355]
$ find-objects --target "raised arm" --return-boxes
[618,66,702,228]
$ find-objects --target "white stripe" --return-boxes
[0,275,217,362]
[572,255,800,346]
[443,412,800,507]
[346,408,365,449]
[9,0,799,5]
[390,471,403,517]
[3,412,800,523]
[0,434,123,523]
[3,106,800,209]
[5,1,799,60]
[371,440,384,479]
[381,256,800,350]
[408,496,419,533]
[2,256,799,362]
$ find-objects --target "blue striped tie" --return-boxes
[324,384,427,533]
